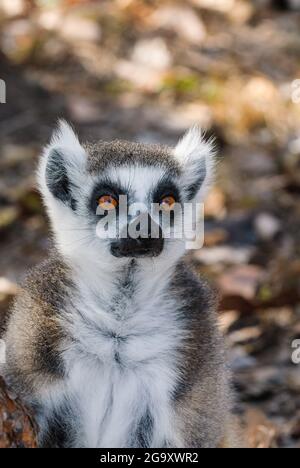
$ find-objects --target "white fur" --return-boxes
[35,123,215,447]
[38,263,185,448]
[174,126,216,201]
[38,120,87,198]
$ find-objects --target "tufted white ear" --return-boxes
[48,120,85,165]
[38,120,87,209]
[174,126,216,201]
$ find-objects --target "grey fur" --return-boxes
[1,254,70,397]
[85,140,181,175]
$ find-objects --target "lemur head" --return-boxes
[38,121,215,269]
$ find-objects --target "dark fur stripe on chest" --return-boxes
[131,409,154,448]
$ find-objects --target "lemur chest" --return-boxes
[63,294,182,447]
[72,297,178,366]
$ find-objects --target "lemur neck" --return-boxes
[68,255,177,309]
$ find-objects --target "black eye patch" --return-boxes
[89,180,130,216]
[152,178,181,205]
[151,179,181,229]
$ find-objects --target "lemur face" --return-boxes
[39,122,214,266]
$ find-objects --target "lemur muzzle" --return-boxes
[111,213,164,258]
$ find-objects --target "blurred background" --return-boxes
[1,0,300,448]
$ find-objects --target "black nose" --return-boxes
[111,214,164,258]
[111,237,164,258]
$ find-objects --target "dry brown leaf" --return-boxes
[244,408,279,449]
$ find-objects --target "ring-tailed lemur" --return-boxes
[0,122,234,448]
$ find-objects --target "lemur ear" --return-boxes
[38,120,86,208]
[174,126,216,201]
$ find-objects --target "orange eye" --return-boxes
[98,195,118,211]
[160,195,176,212]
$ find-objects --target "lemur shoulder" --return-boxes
[1,122,234,448]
